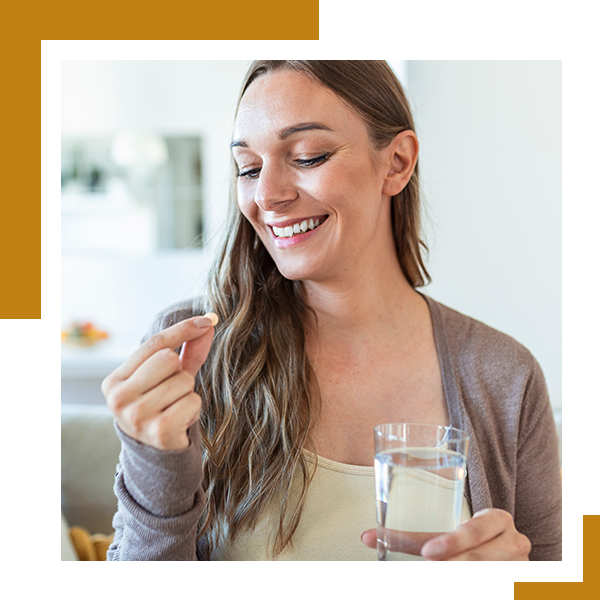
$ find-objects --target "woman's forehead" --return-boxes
[234,70,364,145]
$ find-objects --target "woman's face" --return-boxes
[232,69,394,283]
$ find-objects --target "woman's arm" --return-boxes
[512,358,562,560]
[104,312,217,561]
[418,362,561,561]
[108,422,206,561]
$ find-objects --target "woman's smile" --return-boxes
[269,215,329,248]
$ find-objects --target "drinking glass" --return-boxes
[374,423,470,561]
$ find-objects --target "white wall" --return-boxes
[405,61,561,408]
[62,60,252,250]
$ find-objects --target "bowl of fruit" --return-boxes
[61,321,109,347]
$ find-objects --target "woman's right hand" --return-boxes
[101,314,218,451]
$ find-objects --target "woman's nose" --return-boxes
[254,163,297,211]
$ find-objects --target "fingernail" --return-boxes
[192,316,211,328]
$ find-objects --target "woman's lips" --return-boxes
[269,215,328,248]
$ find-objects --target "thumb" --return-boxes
[180,313,218,376]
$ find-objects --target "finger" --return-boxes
[107,348,185,417]
[147,392,203,450]
[180,325,216,377]
[361,528,442,555]
[421,509,509,560]
[138,371,195,419]
[109,316,215,384]
[124,347,183,398]
[443,528,531,561]
[440,509,531,561]
[361,529,378,548]
[114,371,198,445]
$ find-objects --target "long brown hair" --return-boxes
[195,61,430,557]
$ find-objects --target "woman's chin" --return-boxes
[272,260,323,283]
[276,268,311,282]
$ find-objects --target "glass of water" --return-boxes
[374,423,470,561]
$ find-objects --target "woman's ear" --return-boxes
[382,130,419,197]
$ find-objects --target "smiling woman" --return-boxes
[103,61,561,562]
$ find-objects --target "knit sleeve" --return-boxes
[106,300,208,561]
[107,422,207,561]
[514,359,562,561]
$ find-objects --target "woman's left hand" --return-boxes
[361,508,531,561]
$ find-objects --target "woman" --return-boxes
[103,61,561,561]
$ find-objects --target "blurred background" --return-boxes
[60,61,561,553]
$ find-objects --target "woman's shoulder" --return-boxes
[423,294,542,384]
[423,294,551,436]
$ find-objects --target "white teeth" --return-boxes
[272,217,326,238]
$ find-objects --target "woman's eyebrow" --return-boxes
[278,122,334,139]
[230,122,334,149]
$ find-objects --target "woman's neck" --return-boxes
[301,256,425,351]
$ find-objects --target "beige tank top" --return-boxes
[209,451,471,561]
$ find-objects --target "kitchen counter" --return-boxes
[62,339,138,404]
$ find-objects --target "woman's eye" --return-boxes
[296,153,330,167]
[237,167,261,180]
[236,153,330,180]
